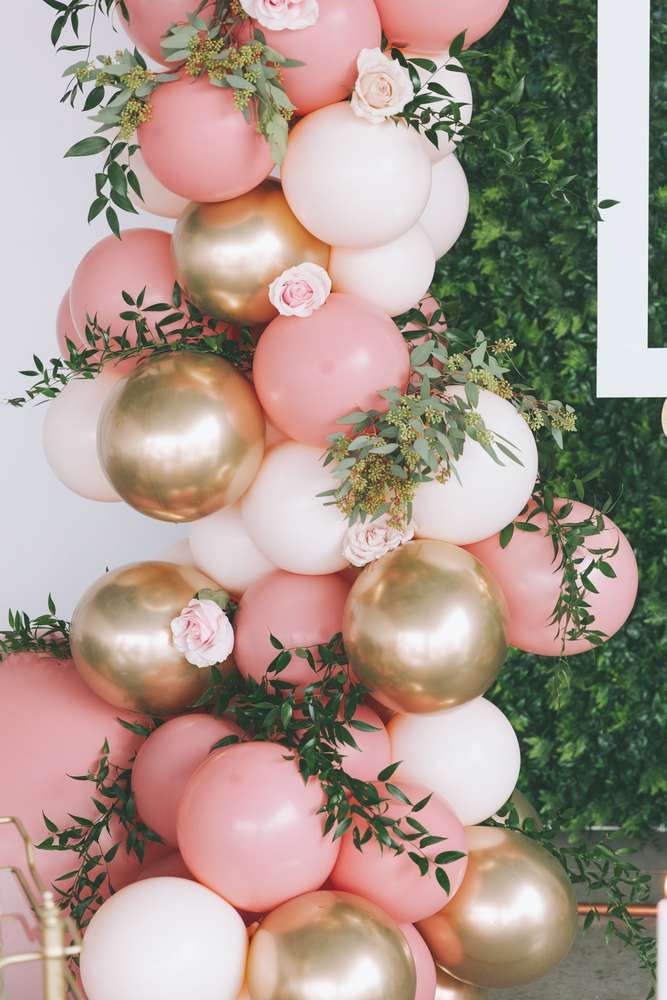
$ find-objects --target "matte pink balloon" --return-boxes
[330,781,468,923]
[467,499,639,656]
[132,715,243,847]
[56,288,79,357]
[253,293,410,445]
[258,0,381,115]
[177,742,339,911]
[339,704,392,783]
[121,0,215,64]
[375,0,509,52]
[139,75,273,203]
[234,570,350,686]
[400,924,437,1000]
[137,851,193,881]
[69,229,177,344]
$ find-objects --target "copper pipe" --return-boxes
[578,903,657,918]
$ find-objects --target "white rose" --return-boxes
[351,48,414,125]
[269,262,332,318]
[343,516,416,567]
[170,599,235,669]
[239,0,319,31]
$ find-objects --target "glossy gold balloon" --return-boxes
[342,540,508,714]
[247,891,416,1000]
[70,561,225,715]
[418,827,577,989]
[495,788,543,830]
[172,180,330,325]
[435,969,486,999]
[98,353,265,523]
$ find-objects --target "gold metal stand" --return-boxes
[0,816,83,1000]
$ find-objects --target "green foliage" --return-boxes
[436,1,667,835]
[0,597,71,661]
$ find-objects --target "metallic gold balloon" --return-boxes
[98,353,265,523]
[247,891,416,1000]
[435,969,486,999]
[342,540,508,714]
[418,827,577,989]
[172,180,330,325]
[495,788,543,830]
[70,561,225,715]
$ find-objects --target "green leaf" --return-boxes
[65,136,110,157]
[377,761,401,782]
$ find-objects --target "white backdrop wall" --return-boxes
[0,7,187,617]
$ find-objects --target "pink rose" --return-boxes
[351,48,414,125]
[269,262,332,318]
[239,0,319,31]
[170,599,234,669]
[343,516,416,567]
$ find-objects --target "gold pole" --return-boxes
[577,902,658,918]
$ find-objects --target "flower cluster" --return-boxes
[269,263,332,317]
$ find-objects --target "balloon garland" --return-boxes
[1,0,656,996]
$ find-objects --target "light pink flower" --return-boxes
[351,48,414,125]
[343,516,415,567]
[269,262,332,318]
[170,599,234,669]
[239,0,319,31]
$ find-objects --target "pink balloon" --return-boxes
[258,0,381,115]
[330,781,468,923]
[56,288,78,356]
[137,850,193,881]
[69,228,177,345]
[177,742,339,911]
[139,75,273,203]
[253,293,410,445]
[375,0,509,52]
[339,704,392,783]
[400,924,438,1000]
[121,0,215,64]
[132,715,243,847]
[234,570,350,686]
[467,499,639,656]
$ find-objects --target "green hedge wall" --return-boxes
[433,1,667,835]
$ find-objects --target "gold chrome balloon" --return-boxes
[172,180,330,325]
[435,969,485,999]
[247,891,416,1000]
[418,827,577,988]
[495,788,543,830]
[98,353,265,523]
[70,561,225,715]
[342,540,508,714]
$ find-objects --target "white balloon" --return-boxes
[282,102,432,249]
[388,698,521,826]
[125,146,190,219]
[159,538,196,567]
[42,373,121,502]
[241,442,348,575]
[403,50,473,162]
[330,225,436,317]
[414,387,538,545]
[189,503,275,595]
[420,154,469,259]
[80,878,247,1000]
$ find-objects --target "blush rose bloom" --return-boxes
[269,262,332,318]
[170,599,235,669]
[343,516,416,567]
[351,48,414,125]
[239,0,319,31]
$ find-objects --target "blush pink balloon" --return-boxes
[258,0,381,115]
[121,0,215,64]
[467,499,639,656]
[234,570,350,687]
[139,75,273,203]
[253,293,410,445]
[56,288,79,357]
[177,742,339,912]
[339,704,391,783]
[137,850,193,881]
[132,715,243,847]
[375,0,509,52]
[400,924,438,1000]
[69,229,177,345]
[330,781,468,923]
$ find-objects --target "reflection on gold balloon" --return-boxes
[342,540,508,714]
[172,180,330,325]
[247,891,416,1000]
[98,353,265,523]
[70,562,226,715]
[435,969,485,999]
[418,827,577,988]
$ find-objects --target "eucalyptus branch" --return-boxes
[0,597,71,661]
